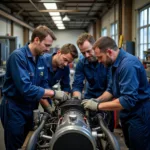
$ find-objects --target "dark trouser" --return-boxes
[1,97,35,150]
[120,101,150,150]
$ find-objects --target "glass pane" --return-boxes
[148,44,150,49]
[102,28,107,36]
[143,28,147,43]
[143,44,147,51]
[140,28,144,44]
[112,35,115,40]
[115,23,118,34]
[149,8,150,24]
[143,9,147,25]
[140,10,144,26]
[111,24,114,35]
[116,35,118,45]
[140,44,144,59]
[148,27,150,43]
[104,29,107,36]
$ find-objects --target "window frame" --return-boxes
[101,27,107,36]
[110,22,118,45]
[138,4,150,59]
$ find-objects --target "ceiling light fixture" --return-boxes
[62,15,70,21]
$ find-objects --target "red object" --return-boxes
[114,110,120,128]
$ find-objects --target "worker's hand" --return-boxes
[81,98,100,111]
[44,104,55,114]
[53,90,69,102]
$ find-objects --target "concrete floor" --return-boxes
[0,121,5,150]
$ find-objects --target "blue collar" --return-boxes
[48,53,57,72]
[25,43,33,58]
[112,48,126,68]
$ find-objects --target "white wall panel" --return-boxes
[101,3,119,36]
[13,23,23,48]
[52,30,85,52]
[0,17,11,36]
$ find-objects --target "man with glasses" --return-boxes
[72,33,114,131]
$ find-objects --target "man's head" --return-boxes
[93,36,118,67]
[54,43,78,69]
[31,25,56,56]
[77,33,97,62]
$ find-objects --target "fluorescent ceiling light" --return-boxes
[54,20,63,24]
[52,16,62,20]
[43,3,57,9]
[49,12,60,16]
[57,26,65,29]
[56,24,65,27]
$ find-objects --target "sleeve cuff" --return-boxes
[119,96,136,110]
[35,87,45,101]
[72,87,82,93]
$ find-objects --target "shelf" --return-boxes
[144,51,150,54]
[143,61,150,64]
[146,70,150,78]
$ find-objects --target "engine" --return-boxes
[25,98,120,150]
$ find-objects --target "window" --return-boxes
[110,22,118,45]
[138,5,150,59]
[101,28,107,36]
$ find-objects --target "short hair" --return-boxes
[76,33,95,46]
[60,43,78,59]
[93,36,118,52]
[31,25,56,42]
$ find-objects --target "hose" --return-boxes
[26,113,49,150]
[97,114,120,150]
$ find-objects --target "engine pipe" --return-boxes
[97,114,120,150]
[26,113,49,150]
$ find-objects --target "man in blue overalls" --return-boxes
[0,25,69,150]
[72,33,114,131]
[82,36,150,150]
[40,43,78,113]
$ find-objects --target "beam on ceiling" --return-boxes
[32,21,90,23]
[27,15,97,19]
[13,10,100,13]
[1,1,109,4]
[0,9,34,30]
[29,0,54,27]
[39,9,79,13]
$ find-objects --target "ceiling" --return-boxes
[1,0,115,30]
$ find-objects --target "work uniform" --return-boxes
[0,43,48,150]
[107,49,150,150]
[72,58,114,131]
[43,53,71,96]
[72,58,109,98]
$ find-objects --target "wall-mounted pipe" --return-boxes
[0,9,34,31]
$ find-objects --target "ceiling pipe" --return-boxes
[80,0,98,28]
[0,9,34,31]
[29,0,53,27]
